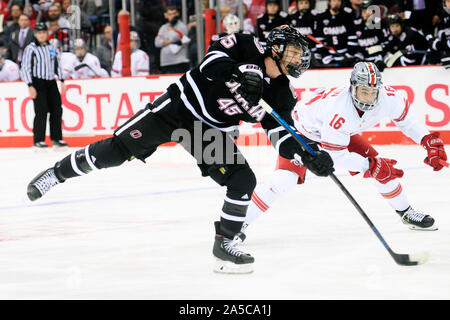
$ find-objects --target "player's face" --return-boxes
[266,3,279,15]
[355,86,378,104]
[130,40,139,51]
[75,47,86,59]
[329,0,342,10]
[225,21,239,34]
[297,0,310,11]
[446,0,450,9]
[389,23,402,36]
[279,44,304,76]
[361,8,373,21]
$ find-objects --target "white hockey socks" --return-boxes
[374,179,410,212]
[245,169,299,227]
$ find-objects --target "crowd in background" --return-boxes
[0,0,449,82]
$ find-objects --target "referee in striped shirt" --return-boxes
[20,23,67,149]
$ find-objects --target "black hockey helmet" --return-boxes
[266,25,310,78]
[360,0,372,10]
[387,13,402,26]
[34,23,48,32]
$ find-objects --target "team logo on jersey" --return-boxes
[130,130,142,139]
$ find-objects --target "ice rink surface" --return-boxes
[0,144,449,299]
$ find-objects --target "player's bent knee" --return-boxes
[226,166,257,196]
[267,169,299,195]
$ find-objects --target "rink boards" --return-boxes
[0,65,448,147]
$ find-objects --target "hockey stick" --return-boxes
[74,63,100,77]
[258,98,429,266]
[306,34,337,53]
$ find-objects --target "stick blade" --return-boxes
[393,251,429,266]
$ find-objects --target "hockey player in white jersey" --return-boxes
[111,31,150,77]
[0,51,20,82]
[61,38,109,79]
[236,61,447,242]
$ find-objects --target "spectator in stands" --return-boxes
[61,0,92,32]
[46,3,71,29]
[256,0,288,41]
[220,0,239,14]
[383,13,429,67]
[3,4,22,38]
[111,31,150,77]
[47,18,71,52]
[7,13,34,66]
[154,5,191,74]
[396,0,440,35]
[353,0,389,71]
[96,25,114,74]
[0,50,20,81]
[242,3,255,34]
[313,0,359,67]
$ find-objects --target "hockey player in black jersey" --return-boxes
[428,0,450,69]
[384,14,429,67]
[353,0,390,71]
[288,0,317,49]
[256,0,289,42]
[313,0,359,67]
[26,26,334,274]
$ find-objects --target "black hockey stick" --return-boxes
[258,98,429,266]
[74,63,100,77]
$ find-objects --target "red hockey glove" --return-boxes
[421,132,447,171]
[364,157,404,184]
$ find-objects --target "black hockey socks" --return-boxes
[54,137,131,180]
[218,166,256,237]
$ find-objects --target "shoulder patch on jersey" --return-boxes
[344,7,353,13]
[279,11,288,18]
[257,13,264,19]
[253,37,265,54]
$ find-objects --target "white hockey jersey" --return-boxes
[111,49,150,77]
[0,59,20,82]
[292,85,430,173]
[61,52,108,79]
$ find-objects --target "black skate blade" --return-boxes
[393,251,429,266]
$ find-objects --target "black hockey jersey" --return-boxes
[354,18,390,63]
[256,11,289,41]
[166,33,298,155]
[314,9,358,63]
[384,26,429,65]
[431,13,450,52]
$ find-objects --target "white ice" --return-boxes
[0,145,449,299]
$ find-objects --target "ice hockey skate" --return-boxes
[213,222,254,274]
[27,168,63,201]
[398,206,438,231]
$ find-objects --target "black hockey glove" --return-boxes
[232,64,264,107]
[300,151,334,177]
[278,135,334,177]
